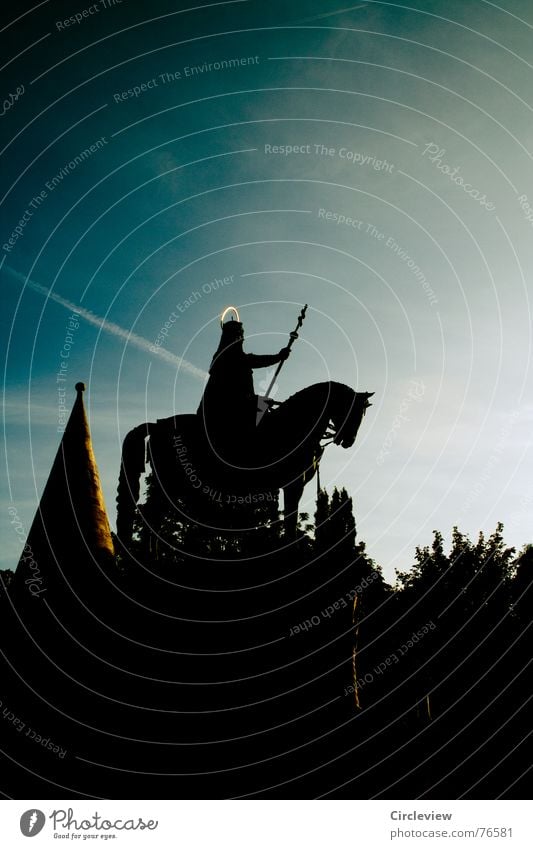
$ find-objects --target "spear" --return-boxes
[256,304,307,424]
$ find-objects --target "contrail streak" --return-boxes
[4,265,207,381]
[293,3,368,24]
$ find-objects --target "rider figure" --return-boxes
[197,311,290,462]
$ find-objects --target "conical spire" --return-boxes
[13,382,114,600]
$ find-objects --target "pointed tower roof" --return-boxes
[13,382,114,600]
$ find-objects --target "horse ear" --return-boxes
[366,392,375,398]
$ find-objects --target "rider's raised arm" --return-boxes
[245,349,290,369]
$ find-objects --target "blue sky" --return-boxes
[2,0,533,580]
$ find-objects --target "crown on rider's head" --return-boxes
[220,305,240,325]
[220,306,243,339]
[221,320,243,337]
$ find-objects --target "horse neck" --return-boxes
[288,381,353,433]
[310,381,353,414]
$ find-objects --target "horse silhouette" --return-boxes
[116,381,373,543]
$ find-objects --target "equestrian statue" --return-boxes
[116,306,374,543]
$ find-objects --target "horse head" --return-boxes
[333,390,374,448]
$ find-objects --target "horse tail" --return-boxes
[116,423,152,544]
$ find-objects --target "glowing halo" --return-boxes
[220,305,240,326]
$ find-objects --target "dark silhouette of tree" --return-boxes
[512,543,533,624]
[314,487,356,556]
[348,522,527,798]
[0,569,14,593]
[313,487,330,553]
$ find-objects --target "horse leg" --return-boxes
[283,478,305,538]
